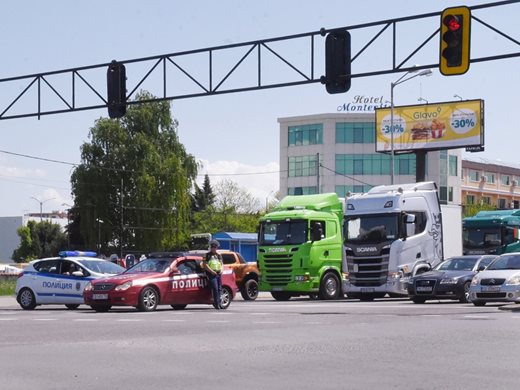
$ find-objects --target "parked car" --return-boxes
[15,251,125,310]
[83,255,237,312]
[219,250,259,300]
[469,252,520,306]
[407,255,497,304]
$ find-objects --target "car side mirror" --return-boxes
[477,265,486,272]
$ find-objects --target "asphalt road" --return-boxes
[1,294,519,390]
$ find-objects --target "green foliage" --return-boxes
[192,174,215,211]
[70,91,197,253]
[12,220,68,262]
[0,277,16,296]
[463,203,496,218]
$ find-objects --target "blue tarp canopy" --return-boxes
[212,232,258,262]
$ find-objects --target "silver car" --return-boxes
[469,252,520,306]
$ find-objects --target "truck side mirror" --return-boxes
[405,214,416,238]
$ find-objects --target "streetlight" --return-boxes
[417,97,429,104]
[96,218,104,253]
[265,190,275,212]
[390,68,432,184]
[30,196,56,222]
[62,203,72,247]
[454,94,463,101]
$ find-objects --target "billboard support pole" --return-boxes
[415,150,427,182]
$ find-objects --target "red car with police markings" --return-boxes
[83,255,237,312]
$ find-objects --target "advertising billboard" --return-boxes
[375,99,484,153]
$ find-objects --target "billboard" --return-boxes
[375,99,484,153]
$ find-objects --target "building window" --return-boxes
[501,175,511,185]
[440,186,448,204]
[498,198,507,209]
[288,155,318,177]
[466,195,475,204]
[449,155,458,176]
[335,154,415,176]
[288,124,323,146]
[484,172,495,184]
[448,186,454,202]
[336,185,371,197]
[336,122,375,144]
[288,186,317,195]
[468,170,480,182]
[481,196,491,205]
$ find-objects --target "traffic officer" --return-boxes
[202,240,224,309]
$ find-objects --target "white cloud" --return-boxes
[197,159,279,207]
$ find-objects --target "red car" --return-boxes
[83,255,236,312]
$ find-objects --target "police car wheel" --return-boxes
[220,286,232,310]
[171,304,187,310]
[18,288,36,310]
[65,304,80,310]
[240,279,259,301]
[137,286,159,312]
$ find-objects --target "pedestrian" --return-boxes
[202,239,224,309]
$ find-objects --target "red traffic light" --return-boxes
[444,15,461,32]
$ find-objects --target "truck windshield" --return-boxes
[259,220,308,245]
[463,227,501,249]
[344,214,398,244]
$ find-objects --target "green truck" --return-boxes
[463,209,520,255]
[257,193,343,301]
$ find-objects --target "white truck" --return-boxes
[342,182,462,300]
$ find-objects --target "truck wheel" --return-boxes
[412,297,426,304]
[240,279,259,301]
[220,286,232,309]
[459,281,471,303]
[137,286,159,312]
[18,288,36,310]
[319,272,341,300]
[271,291,291,301]
[171,304,187,310]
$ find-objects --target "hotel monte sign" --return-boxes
[337,95,388,112]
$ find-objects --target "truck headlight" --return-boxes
[115,281,132,291]
[440,278,458,284]
[388,271,402,280]
[506,275,520,286]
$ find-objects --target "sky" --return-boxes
[0,0,519,216]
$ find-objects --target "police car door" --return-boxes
[170,259,209,304]
[55,260,86,304]
[32,259,63,303]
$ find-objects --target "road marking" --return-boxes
[304,322,324,325]
[33,318,57,321]
[463,315,490,319]
[206,320,229,323]
[162,319,187,322]
[116,319,144,322]
[249,313,271,316]
[73,319,99,322]
[0,318,17,321]
[253,321,281,324]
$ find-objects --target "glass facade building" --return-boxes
[278,113,462,204]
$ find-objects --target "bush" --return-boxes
[0,276,17,296]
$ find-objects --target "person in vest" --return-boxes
[202,239,224,309]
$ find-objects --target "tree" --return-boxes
[12,220,68,262]
[70,91,198,254]
[192,174,215,212]
[191,179,260,233]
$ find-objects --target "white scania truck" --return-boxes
[342,182,462,300]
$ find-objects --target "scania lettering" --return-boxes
[258,193,344,301]
[463,210,520,255]
[342,182,462,300]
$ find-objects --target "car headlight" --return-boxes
[115,281,132,291]
[506,275,520,286]
[84,282,93,292]
[440,278,458,284]
[471,276,479,286]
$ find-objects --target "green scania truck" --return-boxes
[257,193,343,301]
[463,209,520,255]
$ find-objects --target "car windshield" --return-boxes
[77,259,125,274]
[487,254,520,270]
[127,258,174,273]
[435,257,478,271]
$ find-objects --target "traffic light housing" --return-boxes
[322,30,351,94]
[439,6,471,76]
[107,60,127,118]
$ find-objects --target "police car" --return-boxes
[15,251,125,310]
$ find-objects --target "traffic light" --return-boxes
[107,60,127,118]
[439,6,471,76]
[322,30,351,94]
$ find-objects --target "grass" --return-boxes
[0,277,16,296]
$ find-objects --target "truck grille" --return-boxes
[262,254,293,286]
[347,254,389,287]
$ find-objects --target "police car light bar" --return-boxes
[59,250,98,258]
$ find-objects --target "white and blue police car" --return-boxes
[15,251,125,310]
